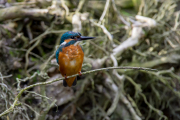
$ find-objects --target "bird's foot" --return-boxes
[64,74,67,79]
[78,72,82,76]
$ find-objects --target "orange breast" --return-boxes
[58,45,84,86]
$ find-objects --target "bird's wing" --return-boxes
[55,45,63,64]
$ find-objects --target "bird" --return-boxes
[56,31,95,87]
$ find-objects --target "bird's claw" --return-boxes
[64,74,67,79]
[78,72,82,76]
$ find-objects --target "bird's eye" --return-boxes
[71,36,75,39]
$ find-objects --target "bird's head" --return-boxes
[60,31,95,45]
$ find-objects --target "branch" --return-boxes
[111,0,130,26]
[0,66,157,117]
[112,27,144,57]
[120,93,142,120]
[90,19,113,42]
[75,0,86,13]
[25,30,67,71]
[0,7,53,22]
[98,0,110,24]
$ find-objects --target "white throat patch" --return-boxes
[60,41,67,46]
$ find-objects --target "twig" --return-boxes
[0,66,157,117]
[111,0,130,26]
[109,55,140,120]
[29,30,67,45]
[22,103,40,116]
[61,0,69,15]
[76,0,86,13]
[0,7,51,22]
[127,95,143,118]
[140,93,167,120]
[90,19,113,42]
[113,27,143,57]
[25,30,67,71]
[0,73,12,81]
[41,45,59,73]
[120,93,142,120]
[89,41,109,55]
[5,46,45,62]
[98,0,110,24]
[106,87,120,116]
[16,72,38,90]
[36,100,57,120]
[135,15,156,27]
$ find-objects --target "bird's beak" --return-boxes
[77,36,95,41]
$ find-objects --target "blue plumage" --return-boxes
[56,45,63,64]
[60,31,81,44]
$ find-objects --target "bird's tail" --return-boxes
[63,77,77,87]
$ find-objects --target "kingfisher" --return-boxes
[56,31,95,87]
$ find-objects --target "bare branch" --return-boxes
[0,7,52,22]
[0,66,157,117]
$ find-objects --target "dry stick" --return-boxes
[61,0,69,15]
[90,19,113,42]
[111,0,130,26]
[0,67,157,117]
[0,7,52,22]
[98,0,110,24]
[75,0,86,13]
[120,93,142,120]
